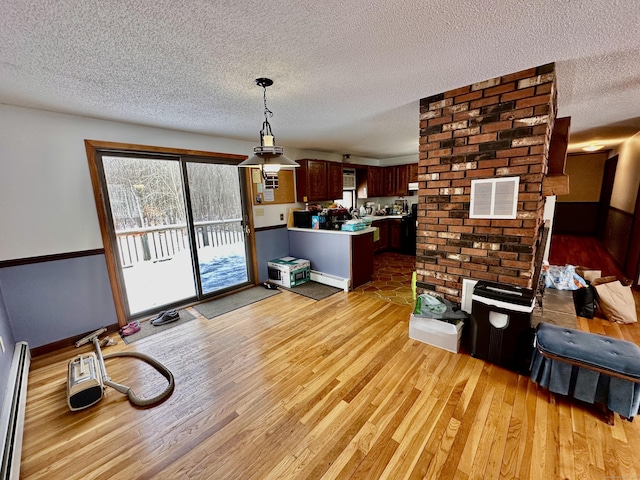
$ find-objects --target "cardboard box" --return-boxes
[409,314,463,353]
[267,257,311,288]
[575,266,602,283]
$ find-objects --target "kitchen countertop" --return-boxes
[287,226,377,235]
[362,214,407,220]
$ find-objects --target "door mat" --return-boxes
[121,309,196,344]
[193,286,281,319]
[283,281,343,301]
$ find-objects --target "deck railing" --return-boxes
[116,218,244,268]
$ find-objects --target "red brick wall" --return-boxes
[416,64,557,302]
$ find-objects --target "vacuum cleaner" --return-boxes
[67,327,175,411]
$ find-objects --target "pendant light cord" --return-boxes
[262,85,274,137]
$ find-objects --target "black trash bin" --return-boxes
[470,281,535,373]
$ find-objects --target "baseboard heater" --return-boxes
[0,342,30,480]
[310,270,350,292]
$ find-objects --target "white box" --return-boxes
[409,314,464,353]
[267,257,311,288]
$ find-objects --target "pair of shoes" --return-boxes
[151,310,180,326]
[120,321,141,337]
[100,336,118,347]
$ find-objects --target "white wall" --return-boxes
[610,132,640,214]
[0,104,381,260]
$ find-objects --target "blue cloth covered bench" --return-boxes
[531,322,640,421]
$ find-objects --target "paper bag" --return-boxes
[594,280,637,324]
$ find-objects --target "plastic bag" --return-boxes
[413,293,467,323]
[543,265,587,290]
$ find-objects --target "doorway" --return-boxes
[86,141,254,325]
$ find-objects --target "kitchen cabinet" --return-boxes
[394,165,409,196]
[287,227,375,289]
[371,217,404,253]
[383,167,396,197]
[373,218,389,253]
[327,161,344,200]
[368,166,384,197]
[357,164,416,199]
[357,166,384,198]
[389,219,401,249]
[296,159,343,202]
[409,163,419,183]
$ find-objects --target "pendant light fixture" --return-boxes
[237,78,299,179]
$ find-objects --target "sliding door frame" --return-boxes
[85,140,256,327]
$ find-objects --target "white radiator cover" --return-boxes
[0,341,30,480]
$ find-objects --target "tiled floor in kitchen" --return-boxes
[353,251,416,307]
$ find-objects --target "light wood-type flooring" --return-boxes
[20,236,640,479]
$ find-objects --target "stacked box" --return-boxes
[267,257,311,288]
[409,314,463,353]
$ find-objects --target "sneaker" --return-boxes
[151,310,180,326]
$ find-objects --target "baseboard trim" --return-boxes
[310,271,350,292]
[30,323,120,357]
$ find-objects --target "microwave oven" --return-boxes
[293,210,313,228]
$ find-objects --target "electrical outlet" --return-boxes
[280,213,284,221]
[0,336,4,354]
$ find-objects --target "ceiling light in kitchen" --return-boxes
[237,78,299,180]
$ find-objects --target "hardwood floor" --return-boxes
[21,269,640,479]
[548,234,626,279]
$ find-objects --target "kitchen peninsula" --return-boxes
[287,226,376,289]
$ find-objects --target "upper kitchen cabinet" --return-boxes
[357,166,384,198]
[409,163,419,183]
[327,161,344,200]
[356,164,416,198]
[383,166,397,197]
[395,164,409,196]
[296,159,343,202]
[382,165,411,196]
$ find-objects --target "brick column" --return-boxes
[416,63,556,302]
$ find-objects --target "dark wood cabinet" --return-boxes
[356,163,417,199]
[368,166,384,197]
[409,163,419,183]
[357,166,379,198]
[395,165,409,196]
[296,159,343,202]
[372,218,402,253]
[383,167,396,197]
[373,219,389,253]
[327,162,343,200]
[389,219,401,249]
[351,233,374,288]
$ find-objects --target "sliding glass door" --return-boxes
[186,161,249,295]
[97,151,253,318]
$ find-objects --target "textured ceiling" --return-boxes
[1,0,639,158]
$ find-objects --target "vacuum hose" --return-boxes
[102,351,175,408]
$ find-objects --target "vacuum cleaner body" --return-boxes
[67,352,104,411]
[66,327,175,411]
